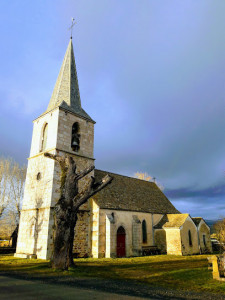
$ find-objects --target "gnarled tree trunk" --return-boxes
[44,153,112,270]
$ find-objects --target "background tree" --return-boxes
[213,218,225,252]
[134,171,164,191]
[44,153,113,270]
[0,158,11,218]
[0,158,26,240]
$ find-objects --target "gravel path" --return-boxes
[0,272,225,300]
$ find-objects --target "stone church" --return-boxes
[15,39,212,260]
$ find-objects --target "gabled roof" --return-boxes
[92,170,180,214]
[192,217,210,230]
[154,215,168,229]
[154,214,189,229]
[192,217,202,227]
[43,39,94,123]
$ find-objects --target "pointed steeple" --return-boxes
[45,39,94,122]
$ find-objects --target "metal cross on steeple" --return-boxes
[68,18,76,39]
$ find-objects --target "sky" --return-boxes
[0,1,224,220]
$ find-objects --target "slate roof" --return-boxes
[42,39,94,123]
[192,217,202,227]
[92,170,180,214]
[154,215,169,229]
[154,214,189,229]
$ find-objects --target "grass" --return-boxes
[1,254,225,294]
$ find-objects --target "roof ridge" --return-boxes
[95,169,157,185]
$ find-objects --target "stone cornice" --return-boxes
[28,147,95,161]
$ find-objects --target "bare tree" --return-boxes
[134,171,164,191]
[0,158,11,218]
[44,153,113,270]
[213,218,225,252]
[134,172,152,181]
[9,162,26,224]
[0,158,26,240]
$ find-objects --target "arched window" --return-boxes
[188,230,192,246]
[71,122,80,152]
[40,123,48,152]
[117,226,126,257]
[142,220,147,243]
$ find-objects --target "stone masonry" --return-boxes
[15,38,95,260]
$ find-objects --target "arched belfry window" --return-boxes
[71,122,80,152]
[188,230,192,246]
[40,123,48,152]
[142,220,147,243]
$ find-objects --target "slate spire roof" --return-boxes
[44,38,94,122]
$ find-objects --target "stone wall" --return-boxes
[152,214,164,226]
[57,109,94,159]
[16,107,94,260]
[98,210,106,258]
[132,216,142,256]
[30,109,59,156]
[16,207,51,259]
[165,228,182,255]
[154,229,167,253]
[73,209,90,257]
[91,200,99,258]
[180,217,199,255]
[15,151,56,259]
[198,222,212,253]
[97,209,156,257]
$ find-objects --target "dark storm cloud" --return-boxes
[172,196,225,220]
[165,182,225,199]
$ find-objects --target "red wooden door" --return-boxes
[117,226,126,257]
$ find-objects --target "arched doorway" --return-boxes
[117,226,126,257]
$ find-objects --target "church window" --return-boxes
[117,226,126,257]
[36,172,41,181]
[142,220,147,243]
[71,122,80,152]
[188,230,192,246]
[41,123,48,152]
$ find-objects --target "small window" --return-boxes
[36,172,41,181]
[188,230,192,246]
[203,235,206,247]
[142,220,147,243]
[71,122,80,152]
[41,123,48,152]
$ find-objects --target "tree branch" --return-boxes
[44,153,68,172]
[75,165,95,181]
[73,174,113,211]
[44,152,58,160]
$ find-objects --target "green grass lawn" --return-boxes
[1,254,225,294]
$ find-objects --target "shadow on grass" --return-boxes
[1,254,225,295]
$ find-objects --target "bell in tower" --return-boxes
[71,122,80,152]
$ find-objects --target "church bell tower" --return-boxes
[15,38,95,259]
